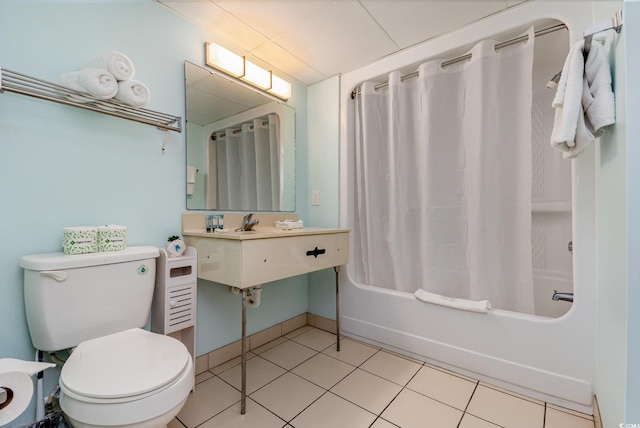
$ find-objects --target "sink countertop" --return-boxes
[182,227,349,240]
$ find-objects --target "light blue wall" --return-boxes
[593,1,636,427]
[0,2,308,425]
[624,3,640,422]
[185,122,206,209]
[306,76,341,319]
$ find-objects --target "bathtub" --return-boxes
[339,2,598,414]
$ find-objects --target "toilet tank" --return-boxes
[21,246,160,352]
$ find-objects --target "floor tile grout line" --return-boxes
[546,403,596,421]
[292,359,358,391]
[350,362,470,416]
[369,376,410,424]
[369,415,401,428]
[288,336,341,355]
[253,335,304,355]
[188,394,240,428]
[278,342,385,424]
[456,381,479,428]
[248,347,343,424]
[259,345,321,372]
[244,395,290,426]
[243,355,293,395]
[283,388,331,424]
[320,390,380,422]
[357,365,422,389]
[478,381,546,407]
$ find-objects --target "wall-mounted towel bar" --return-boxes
[583,10,623,53]
[0,67,182,133]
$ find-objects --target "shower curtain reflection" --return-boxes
[354,27,536,313]
[214,114,281,211]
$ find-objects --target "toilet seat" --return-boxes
[61,328,189,400]
[59,328,194,427]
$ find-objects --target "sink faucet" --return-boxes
[236,213,259,232]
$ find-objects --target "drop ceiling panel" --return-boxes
[216,1,331,39]
[161,1,267,51]
[159,0,527,86]
[361,1,507,49]
[273,1,399,77]
[250,42,327,85]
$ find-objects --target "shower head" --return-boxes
[546,71,562,89]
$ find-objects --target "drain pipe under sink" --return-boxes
[230,285,262,308]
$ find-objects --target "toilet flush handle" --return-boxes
[41,271,68,282]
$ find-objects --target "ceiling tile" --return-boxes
[250,42,327,86]
[215,1,331,39]
[274,1,399,77]
[160,0,521,86]
[361,1,507,49]
[159,1,225,30]
[160,1,267,51]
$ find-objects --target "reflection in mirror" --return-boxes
[185,61,295,211]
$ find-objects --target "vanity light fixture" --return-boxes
[205,42,291,100]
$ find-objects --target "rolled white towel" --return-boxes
[59,68,118,99]
[84,51,135,81]
[114,80,150,107]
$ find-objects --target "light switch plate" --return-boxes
[312,190,320,206]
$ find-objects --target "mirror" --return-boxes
[184,61,295,211]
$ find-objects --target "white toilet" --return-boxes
[21,246,194,428]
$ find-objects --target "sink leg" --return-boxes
[241,288,248,414]
[334,266,341,352]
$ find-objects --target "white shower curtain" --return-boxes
[215,114,281,211]
[354,28,535,313]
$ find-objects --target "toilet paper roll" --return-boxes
[63,226,98,255]
[97,224,127,252]
[0,371,33,425]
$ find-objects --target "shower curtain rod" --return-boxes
[211,119,270,140]
[350,23,569,99]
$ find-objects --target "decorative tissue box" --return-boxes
[97,225,127,252]
[63,226,98,255]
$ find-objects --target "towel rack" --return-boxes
[583,10,623,53]
[0,67,182,133]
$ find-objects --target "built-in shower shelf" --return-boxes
[0,67,182,133]
[532,201,572,213]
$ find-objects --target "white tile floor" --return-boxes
[170,326,595,428]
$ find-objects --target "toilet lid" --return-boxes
[60,328,190,399]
